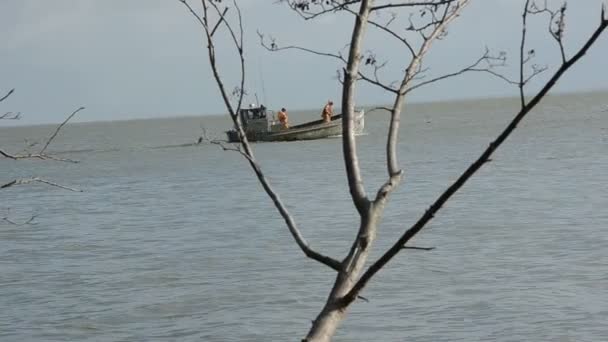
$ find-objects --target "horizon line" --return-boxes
[3,88,606,129]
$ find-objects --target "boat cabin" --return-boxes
[238,106,283,133]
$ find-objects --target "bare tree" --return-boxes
[1,88,84,225]
[179,0,608,340]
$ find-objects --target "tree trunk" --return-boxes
[303,205,383,341]
[302,275,351,342]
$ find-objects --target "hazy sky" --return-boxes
[1,0,607,125]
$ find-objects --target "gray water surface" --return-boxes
[1,92,607,341]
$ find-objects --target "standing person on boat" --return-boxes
[277,108,289,129]
[321,100,334,123]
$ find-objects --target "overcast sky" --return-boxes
[1,0,606,125]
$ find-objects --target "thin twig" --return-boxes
[283,0,361,20]
[357,72,399,93]
[0,89,14,103]
[528,0,568,63]
[1,112,21,120]
[210,7,229,37]
[371,0,458,12]
[2,213,38,226]
[406,49,513,94]
[1,177,82,192]
[368,106,393,113]
[40,107,85,154]
[209,139,254,162]
[519,0,532,108]
[258,30,346,62]
[357,295,369,302]
[402,246,435,251]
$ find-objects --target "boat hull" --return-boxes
[225,113,362,143]
[227,121,341,142]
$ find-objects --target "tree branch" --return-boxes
[210,7,229,37]
[402,246,435,251]
[2,208,38,226]
[1,112,21,120]
[258,30,347,62]
[1,106,84,163]
[367,18,416,57]
[0,89,19,120]
[40,107,85,154]
[519,0,532,108]
[529,0,568,63]
[2,216,38,226]
[1,177,82,192]
[342,11,608,305]
[259,31,401,94]
[0,149,78,163]
[282,0,362,20]
[180,0,342,272]
[371,0,458,12]
[368,106,393,113]
[0,89,14,103]
[341,0,373,215]
[405,48,513,94]
[357,70,399,94]
[382,0,468,189]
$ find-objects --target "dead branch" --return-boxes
[0,149,78,163]
[405,48,515,94]
[383,11,397,27]
[518,0,574,107]
[2,208,38,226]
[206,138,255,163]
[0,89,19,119]
[260,29,401,93]
[357,71,399,93]
[324,3,415,58]
[340,0,373,215]
[180,0,342,272]
[2,216,38,225]
[367,17,416,56]
[379,0,469,187]
[519,0,532,107]
[210,7,229,37]
[1,177,82,192]
[1,106,84,163]
[0,89,14,103]
[40,106,85,154]
[342,9,608,306]
[528,0,567,63]
[287,0,469,98]
[282,0,361,20]
[402,246,435,251]
[1,112,21,120]
[368,106,393,113]
[371,0,458,12]
[258,30,346,62]
[281,0,459,20]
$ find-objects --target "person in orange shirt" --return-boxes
[321,100,334,123]
[277,107,289,129]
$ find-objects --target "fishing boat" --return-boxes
[225,106,365,143]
